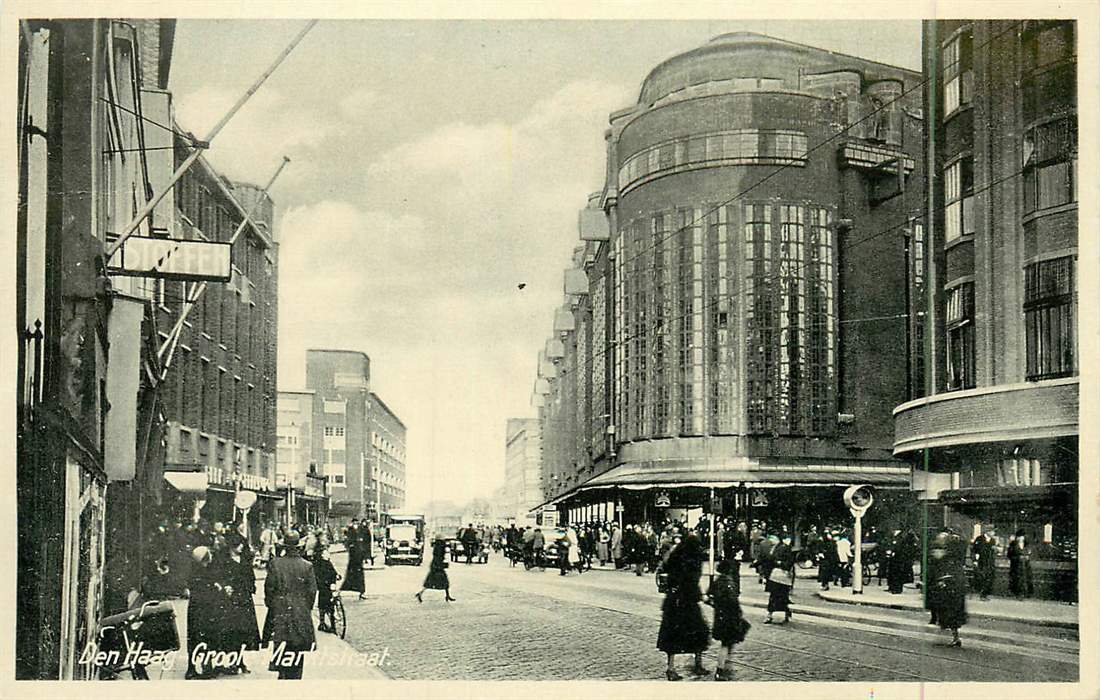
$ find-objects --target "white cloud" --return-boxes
[174,85,329,192]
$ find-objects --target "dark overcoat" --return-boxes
[422,540,450,590]
[928,537,968,630]
[657,539,710,654]
[264,551,318,652]
[707,574,750,646]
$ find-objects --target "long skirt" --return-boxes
[597,542,609,562]
[766,581,791,614]
[931,589,967,629]
[341,555,365,593]
[422,566,449,590]
[657,592,710,654]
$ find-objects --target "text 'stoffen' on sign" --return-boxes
[107,236,232,282]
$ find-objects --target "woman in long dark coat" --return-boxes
[1008,529,1034,599]
[341,524,366,600]
[817,531,837,590]
[928,531,968,647]
[706,559,750,681]
[220,533,260,672]
[765,534,795,624]
[416,536,456,602]
[185,546,221,679]
[657,533,710,681]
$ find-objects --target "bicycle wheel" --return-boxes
[332,596,347,639]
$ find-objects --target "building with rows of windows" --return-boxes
[287,349,407,528]
[158,150,282,532]
[533,33,927,533]
[894,20,1079,600]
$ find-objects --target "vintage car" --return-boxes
[384,523,424,566]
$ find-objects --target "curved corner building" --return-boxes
[540,33,928,530]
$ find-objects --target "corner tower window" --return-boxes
[944,157,974,242]
[945,282,976,391]
[1023,118,1078,213]
[942,28,973,117]
[1025,256,1076,380]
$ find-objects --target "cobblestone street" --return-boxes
[336,552,1078,682]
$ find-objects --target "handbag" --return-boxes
[768,567,794,587]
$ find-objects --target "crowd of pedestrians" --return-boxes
[134,515,349,679]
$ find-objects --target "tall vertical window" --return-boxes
[944,157,974,242]
[590,276,606,452]
[652,212,672,436]
[1025,257,1076,380]
[777,205,806,434]
[942,28,973,116]
[807,208,836,434]
[745,203,775,434]
[1023,118,1078,213]
[945,282,976,391]
[906,218,927,399]
[613,227,625,439]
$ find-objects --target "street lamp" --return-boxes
[843,485,875,595]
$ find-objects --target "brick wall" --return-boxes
[160,155,279,477]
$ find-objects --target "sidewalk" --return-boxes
[120,570,389,681]
[815,583,1078,629]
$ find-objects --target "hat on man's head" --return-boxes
[284,530,301,548]
[191,546,211,564]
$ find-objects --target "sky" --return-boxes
[167,18,921,510]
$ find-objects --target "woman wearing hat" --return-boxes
[1008,529,1034,599]
[927,529,968,647]
[657,532,710,680]
[219,532,260,673]
[185,546,220,679]
[706,558,750,681]
[416,535,456,602]
[764,533,796,624]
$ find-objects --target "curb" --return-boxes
[812,591,1079,630]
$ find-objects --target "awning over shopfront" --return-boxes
[937,483,1074,509]
[534,457,910,509]
[164,470,208,494]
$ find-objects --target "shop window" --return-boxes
[945,282,976,391]
[942,28,973,117]
[1025,256,1076,380]
[944,157,974,242]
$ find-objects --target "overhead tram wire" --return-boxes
[539,160,1031,381]
[96,96,202,147]
[597,20,1024,278]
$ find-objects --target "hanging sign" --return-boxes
[751,490,769,507]
[108,236,232,282]
[655,491,671,508]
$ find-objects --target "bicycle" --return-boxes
[330,589,347,640]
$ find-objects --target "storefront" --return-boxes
[939,483,1077,601]
[545,457,913,540]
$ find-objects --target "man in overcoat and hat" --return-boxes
[264,530,317,679]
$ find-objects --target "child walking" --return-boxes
[706,558,751,681]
